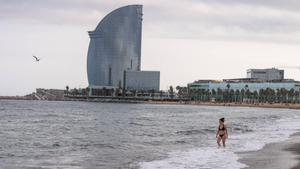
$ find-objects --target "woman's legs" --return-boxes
[217,136,222,147]
[221,136,226,147]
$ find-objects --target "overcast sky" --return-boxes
[1,0,300,95]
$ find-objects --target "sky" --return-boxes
[1,0,300,96]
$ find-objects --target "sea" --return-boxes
[0,100,300,169]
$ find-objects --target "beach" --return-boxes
[239,133,300,169]
[149,101,300,110]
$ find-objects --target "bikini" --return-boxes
[218,125,226,138]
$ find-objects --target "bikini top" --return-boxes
[219,125,226,131]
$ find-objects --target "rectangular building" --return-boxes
[124,70,160,91]
[188,80,300,92]
[247,68,284,81]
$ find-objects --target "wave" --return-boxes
[230,124,254,133]
[140,115,300,169]
[202,128,217,133]
[172,140,187,144]
[73,143,116,149]
[139,147,246,169]
[176,129,208,136]
[16,108,34,111]
[135,117,155,122]
[231,117,300,152]
[129,122,147,126]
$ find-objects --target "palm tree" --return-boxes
[245,89,251,103]
[226,84,231,90]
[212,89,216,96]
[65,86,69,95]
[253,91,258,103]
[295,90,300,103]
[288,89,295,103]
[73,88,78,96]
[235,90,240,103]
[229,89,234,102]
[265,88,275,103]
[241,89,245,103]
[176,86,183,99]
[280,88,288,103]
[169,86,175,99]
[181,87,188,98]
[176,86,181,91]
[217,88,223,102]
[276,89,281,103]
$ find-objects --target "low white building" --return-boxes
[188,68,299,92]
[188,80,300,92]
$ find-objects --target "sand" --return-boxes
[239,133,300,169]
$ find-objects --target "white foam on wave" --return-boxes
[140,114,300,169]
[140,147,247,169]
[231,116,300,152]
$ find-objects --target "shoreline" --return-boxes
[238,132,300,169]
[1,97,300,110]
[147,101,300,110]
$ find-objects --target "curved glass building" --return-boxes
[87,5,143,87]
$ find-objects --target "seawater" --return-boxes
[0,100,300,169]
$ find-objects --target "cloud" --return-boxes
[1,0,300,95]
[1,0,300,43]
[194,0,300,12]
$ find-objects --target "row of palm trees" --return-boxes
[188,87,300,103]
[65,85,300,104]
[65,86,166,98]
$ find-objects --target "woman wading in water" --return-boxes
[216,117,228,148]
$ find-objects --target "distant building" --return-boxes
[87,5,143,87]
[247,68,284,81]
[35,88,65,100]
[124,71,160,91]
[188,80,300,92]
[188,69,300,92]
[86,5,160,92]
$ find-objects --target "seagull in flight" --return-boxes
[33,55,41,62]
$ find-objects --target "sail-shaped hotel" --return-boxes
[87,5,160,91]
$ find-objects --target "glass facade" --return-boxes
[87,5,143,87]
[124,71,160,91]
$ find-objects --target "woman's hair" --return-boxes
[219,117,225,122]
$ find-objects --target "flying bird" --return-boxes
[33,55,41,62]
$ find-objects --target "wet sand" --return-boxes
[239,133,300,169]
[286,141,300,169]
[147,101,300,110]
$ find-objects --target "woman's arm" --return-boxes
[216,128,219,138]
